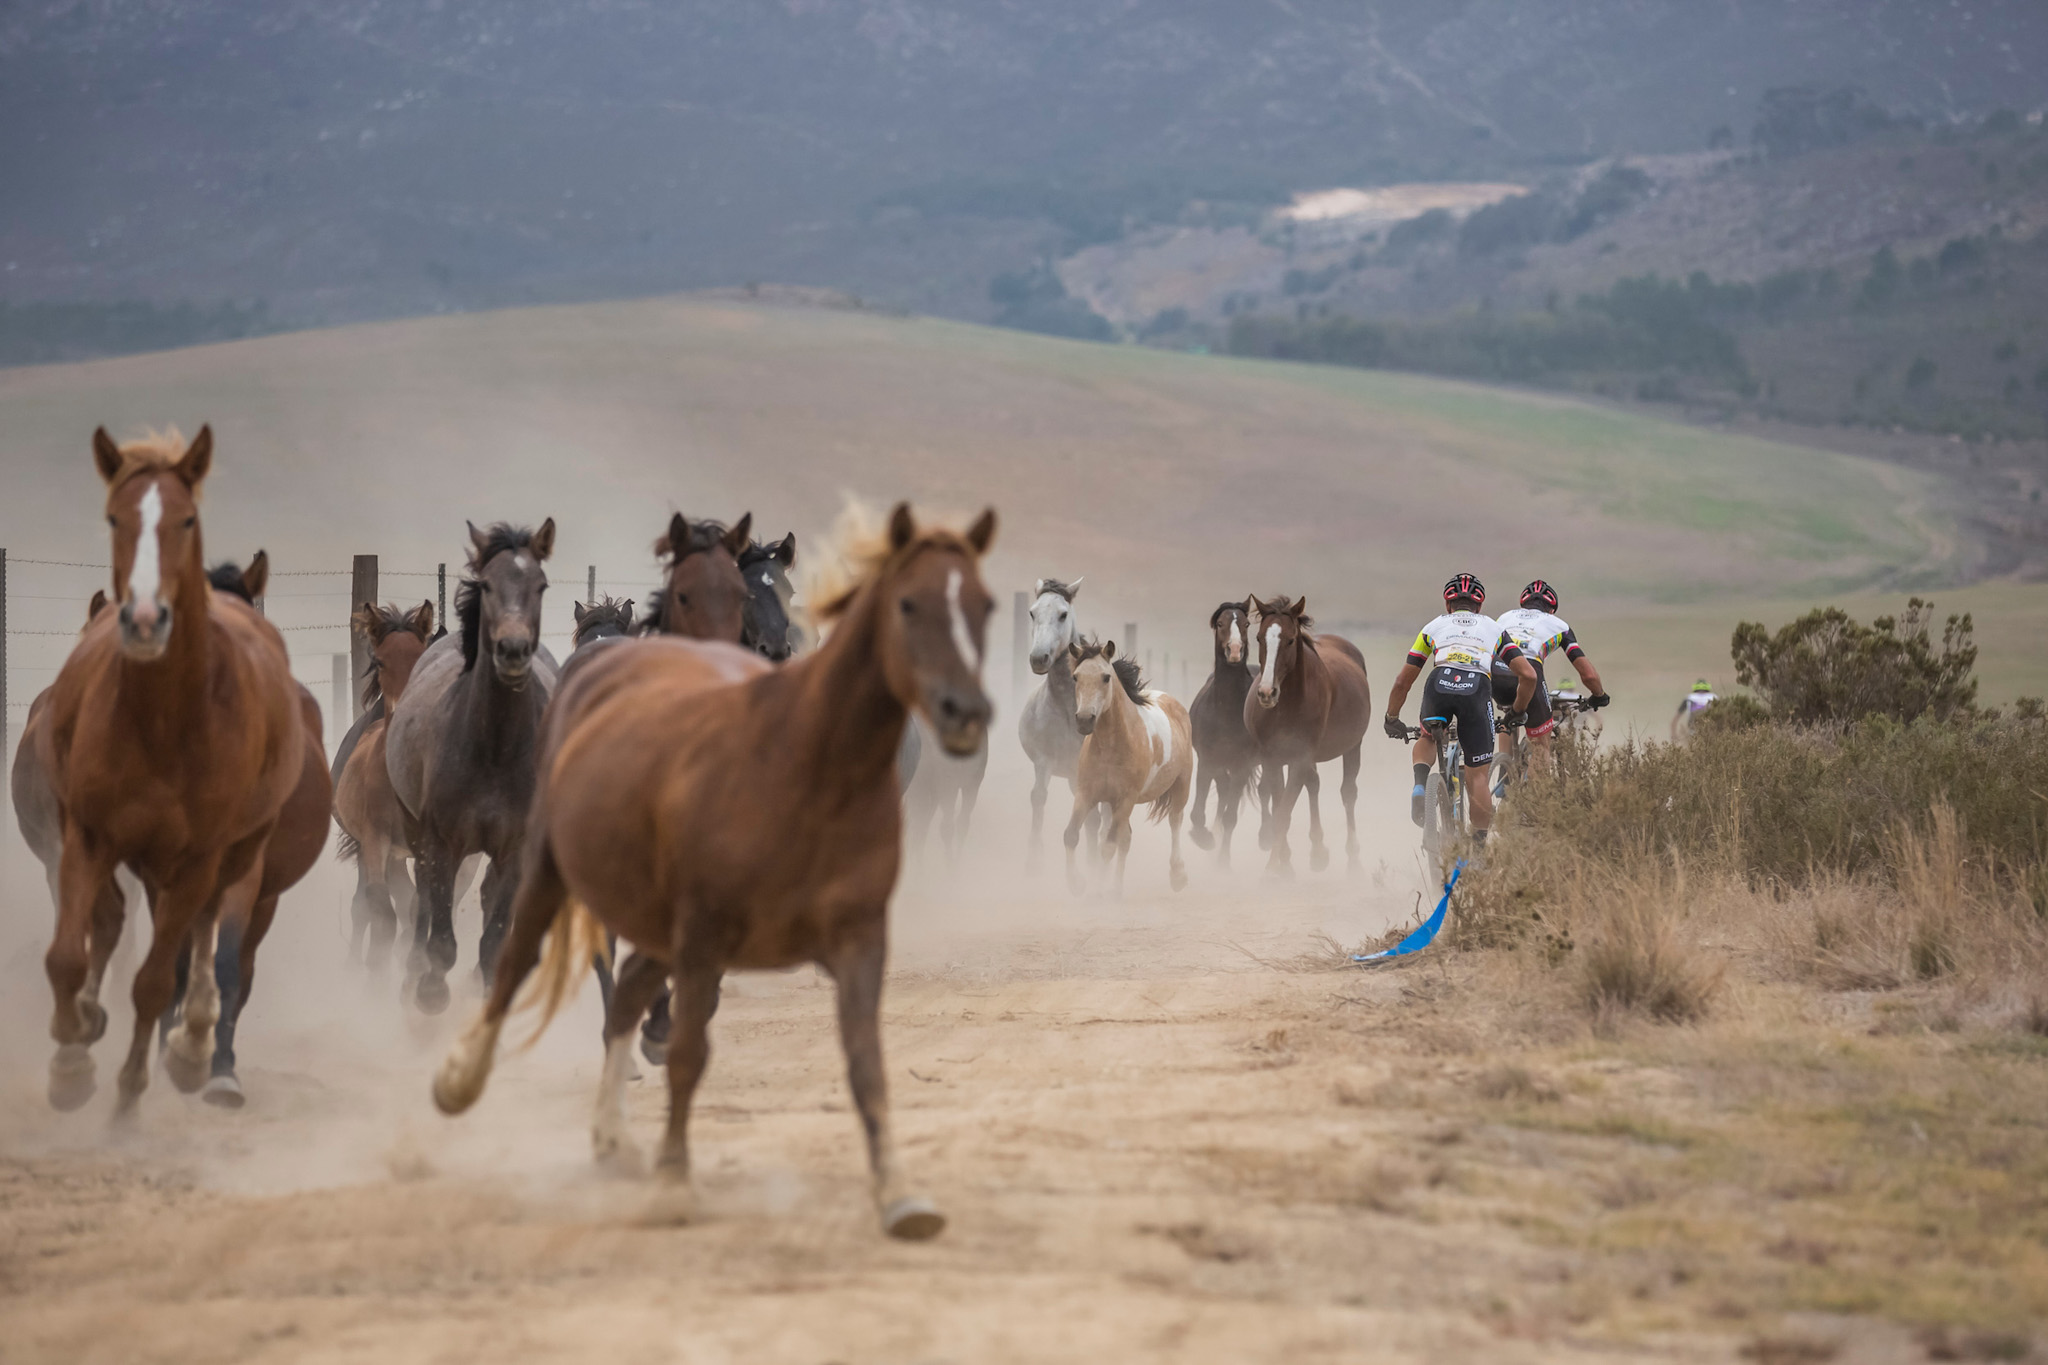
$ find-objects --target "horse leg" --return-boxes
[347,854,373,966]
[205,882,280,1109]
[1217,768,1243,870]
[641,986,674,1067]
[1304,762,1329,873]
[410,836,459,1015]
[477,855,520,988]
[827,926,943,1240]
[956,774,981,853]
[165,862,248,1095]
[1062,792,1091,897]
[1266,763,1305,878]
[593,951,668,1174]
[1188,757,1216,851]
[1027,760,1051,871]
[46,829,119,1109]
[1108,801,1136,898]
[592,930,618,1031]
[1341,744,1362,873]
[433,838,567,1115]
[1256,764,1277,852]
[1164,775,1191,893]
[116,855,225,1118]
[78,878,125,1048]
[365,846,403,975]
[649,955,723,1224]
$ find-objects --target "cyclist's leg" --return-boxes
[1523,660,1557,772]
[1413,675,1452,826]
[1457,688,1498,839]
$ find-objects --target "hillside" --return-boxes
[3,3,2046,331]
[3,294,2022,750]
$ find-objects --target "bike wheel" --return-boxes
[1421,771,1453,860]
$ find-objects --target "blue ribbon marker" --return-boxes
[1353,860,1464,963]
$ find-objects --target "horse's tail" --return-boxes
[335,827,361,863]
[518,894,611,1048]
[1148,769,1192,825]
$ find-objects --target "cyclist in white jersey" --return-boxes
[1671,680,1717,743]
[1381,573,1537,847]
[1493,579,1610,771]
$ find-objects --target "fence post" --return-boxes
[1011,590,1029,701]
[587,565,596,606]
[350,554,378,719]
[437,563,447,635]
[1124,621,1138,660]
[331,653,348,748]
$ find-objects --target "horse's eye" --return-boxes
[106,515,116,527]
[182,516,195,529]
[900,597,915,615]
[675,592,689,606]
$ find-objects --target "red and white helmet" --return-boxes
[1443,573,1485,608]
[1520,579,1559,613]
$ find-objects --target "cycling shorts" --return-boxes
[1420,665,1496,767]
[1491,658,1555,736]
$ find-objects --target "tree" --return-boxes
[1730,599,1978,727]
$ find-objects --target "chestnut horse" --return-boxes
[385,519,559,1013]
[1187,599,1259,867]
[1065,638,1193,895]
[434,503,997,1241]
[1243,595,1371,876]
[41,428,310,1116]
[334,599,436,971]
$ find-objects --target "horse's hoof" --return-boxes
[78,1000,108,1046]
[163,1036,210,1094]
[1065,870,1087,897]
[1188,826,1215,851]
[48,1046,96,1112]
[415,973,451,1015]
[593,1131,646,1177]
[201,1073,246,1109]
[881,1195,947,1241]
[640,1034,669,1068]
[1310,846,1331,873]
[1169,864,1189,892]
[1265,860,1295,882]
[635,1181,698,1227]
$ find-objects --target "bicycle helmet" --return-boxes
[1442,573,1485,609]
[1520,579,1559,613]
[1692,679,1713,693]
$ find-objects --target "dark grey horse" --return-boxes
[737,532,798,660]
[385,520,559,1013]
[1187,599,1260,867]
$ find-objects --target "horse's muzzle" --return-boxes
[1073,714,1097,736]
[1028,650,1052,676]
[494,636,535,685]
[1253,686,1279,710]
[118,599,172,660]
[930,687,992,756]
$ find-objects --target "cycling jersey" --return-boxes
[1678,690,1717,717]
[1495,607,1585,664]
[1407,611,1523,673]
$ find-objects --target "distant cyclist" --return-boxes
[1381,573,1537,848]
[1493,579,1610,772]
[1671,679,1717,743]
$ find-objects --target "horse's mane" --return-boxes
[805,501,985,625]
[1209,600,1246,627]
[207,561,254,602]
[105,428,202,491]
[352,601,434,708]
[574,595,636,644]
[1037,577,1080,602]
[1262,595,1314,632]
[456,523,542,671]
[1072,635,1148,706]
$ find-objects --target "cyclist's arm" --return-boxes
[1556,628,1604,697]
[1385,659,1424,721]
[1499,636,1537,711]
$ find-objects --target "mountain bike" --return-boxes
[1401,712,1521,864]
[1492,690,1587,800]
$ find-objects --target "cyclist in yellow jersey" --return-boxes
[1381,574,1536,847]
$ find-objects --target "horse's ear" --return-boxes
[530,517,556,560]
[174,425,213,486]
[773,533,796,567]
[658,511,688,560]
[573,601,589,625]
[620,601,636,628]
[467,521,492,560]
[92,427,123,484]
[1290,596,1307,618]
[1068,575,1083,596]
[888,501,915,551]
[240,550,269,601]
[1104,639,1118,661]
[965,507,997,555]
[408,600,435,637]
[722,513,753,559]
[88,589,109,622]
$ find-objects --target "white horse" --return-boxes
[1016,577,1098,868]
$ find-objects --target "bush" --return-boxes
[1731,598,1977,726]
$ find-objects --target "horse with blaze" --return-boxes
[434,503,997,1241]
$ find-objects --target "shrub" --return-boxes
[1731,599,1977,727]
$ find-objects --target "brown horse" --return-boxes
[434,502,997,1240]
[1187,599,1260,867]
[638,512,753,643]
[1065,638,1193,896]
[334,600,436,971]
[1243,595,1371,876]
[42,427,310,1116]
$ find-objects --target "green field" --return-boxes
[0,293,2019,732]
